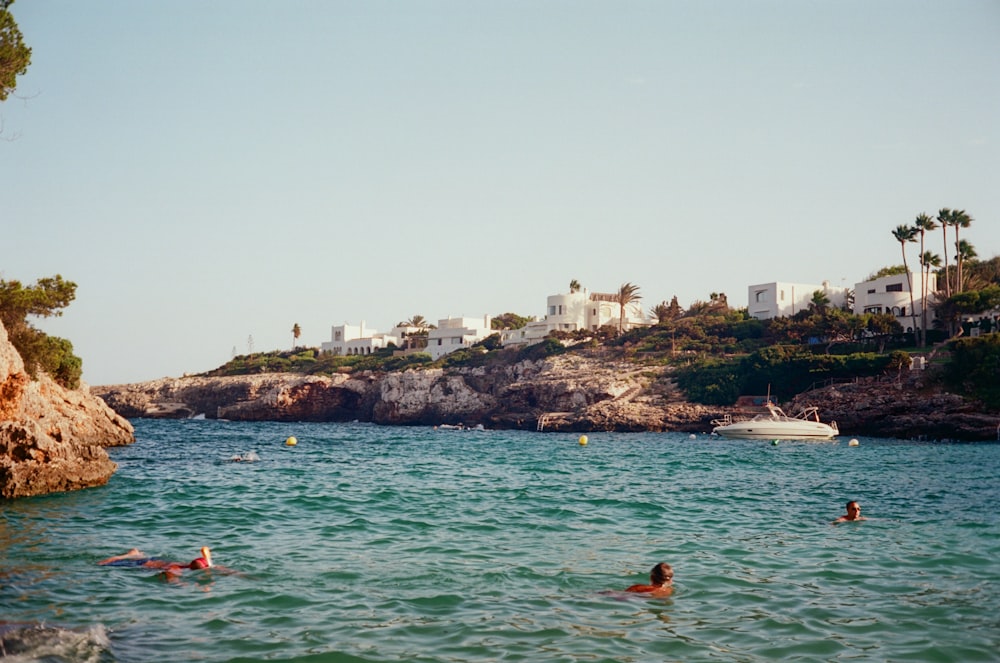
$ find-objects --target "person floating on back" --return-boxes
[625,562,674,597]
[99,546,213,573]
[832,500,867,524]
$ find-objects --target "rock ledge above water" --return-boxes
[0,322,134,499]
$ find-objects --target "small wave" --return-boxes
[0,622,110,663]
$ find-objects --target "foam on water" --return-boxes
[1,420,998,662]
[0,623,110,663]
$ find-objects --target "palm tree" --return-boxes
[956,239,977,268]
[920,251,941,343]
[913,213,937,346]
[569,279,581,293]
[650,301,671,323]
[291,323,301,350]
[809,290,830,314]
[892,224,919,336]
[708,292,729,313]
[937,208,953,298]
[950,209,973,293]
[615,282,642,334]
[400,315,428,329]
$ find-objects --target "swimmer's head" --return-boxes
[189,557,209,570]
[650,562,674,586]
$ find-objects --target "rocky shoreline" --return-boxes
[93,352,1000,442]
[5,324,997,502]
[0,322,134,499]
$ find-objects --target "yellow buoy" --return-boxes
[848,439,859,447]
[285,436,297,446]
[578,435,588,446]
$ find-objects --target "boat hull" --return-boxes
[712,423,837,440]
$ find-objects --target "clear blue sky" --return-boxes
[3,1,998,385]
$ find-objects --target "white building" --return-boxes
[748,281,849,320]
[425,315,494,360]
[853,271,937,332]
[501,288,653,348]
[320,321,401,356]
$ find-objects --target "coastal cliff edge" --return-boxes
[93,353,999,441]
[0,321,135,499]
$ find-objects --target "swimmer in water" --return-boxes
[99,546,213,572]
[832,500,867,524]
[625,562,674,597]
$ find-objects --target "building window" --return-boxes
[886,283,903,292]
[868,288,876,294]
[780,290,785,301]
[548,306,556,315]
[755,290,767,303]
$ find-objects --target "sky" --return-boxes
[2,1,998,386]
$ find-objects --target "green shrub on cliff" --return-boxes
[942,335,1000,410]
[0,275,82,389]
[673,348,898,406]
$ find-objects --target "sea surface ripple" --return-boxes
[2,420,998,662]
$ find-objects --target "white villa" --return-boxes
[321,318,488,358]
[320,321,401,356]
[749,272,938,333]
[853,271,938,333]
[748,281,850,320]
[501,288,654,349]
[425,316,494,360]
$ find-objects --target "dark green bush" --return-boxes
[942,334,1000,410]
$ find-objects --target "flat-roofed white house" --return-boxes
[748,281,849,320]
[501,288,654,348]
[425,315,494,360]
[853,271,937,332]
[320,321,401,356]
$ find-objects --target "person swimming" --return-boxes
[625,562,674,597]
[832,500,867,524]
[99,547,213,571]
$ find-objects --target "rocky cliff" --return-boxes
[92,350,1000,441]
[787,373,999,442]
[94,353,719,433]
[0,322,135,499]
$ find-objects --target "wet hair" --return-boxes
[650,562,673,585]
[846,501,860,510]
[189,558,209,570]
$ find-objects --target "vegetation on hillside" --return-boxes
[0,275,82,388]
[942,334,1000,409]
[197,244,1000,412]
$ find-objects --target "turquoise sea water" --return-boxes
[2,420,999,662]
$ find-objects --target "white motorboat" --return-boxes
[711,402,838,440]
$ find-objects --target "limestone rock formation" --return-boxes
[93,353,721,433]
[788,374,999,441]
[0,322,134,499]
[97,372,379,422]
[91,348,1000,441]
